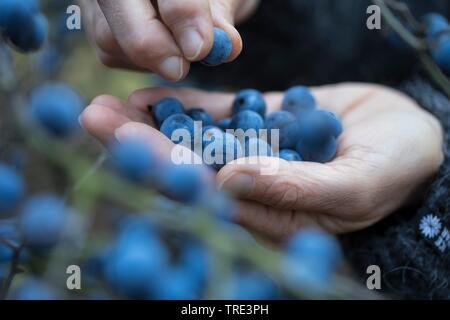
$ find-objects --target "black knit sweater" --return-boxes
[190,0,450,299]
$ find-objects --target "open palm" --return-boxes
[80,83,443,242]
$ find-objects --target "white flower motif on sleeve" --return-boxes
[419,214,442,239]
[434,228,450,253]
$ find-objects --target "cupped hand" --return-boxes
[80,83,444,243]
[79,0,259,80]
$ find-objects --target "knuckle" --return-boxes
[260,175,302,210]
[128,31,167,64]
[161,1,200,25]
[127,89,151,108]
[127,89,143,105]
[213,0,234,21]
[254,169,379,217]
[215,0,233,14]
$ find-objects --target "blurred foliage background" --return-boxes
[21,0,154,101]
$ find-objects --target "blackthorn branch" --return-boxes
[374,0,450,98]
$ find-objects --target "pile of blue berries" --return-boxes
[0,0,47,52]
[153,86,342,169]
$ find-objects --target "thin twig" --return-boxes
[374,0,426,50]
[0,237,18,250]
[374,0,450,98]
[418,53,450,98]
[384,0,422,31]
[0,245,23,300]
[63,152,107,202]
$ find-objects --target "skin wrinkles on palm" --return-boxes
[80,83,444,243]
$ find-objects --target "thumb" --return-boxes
[217,158,367,215]
[210,0,244,61]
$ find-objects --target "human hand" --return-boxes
[79,0,259,80]
[80,83,444,243]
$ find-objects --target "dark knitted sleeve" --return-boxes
[341,78,450,300]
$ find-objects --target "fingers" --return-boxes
[90,95,153,123]
[217,158,374,219]
[80,94,204,165]
[81,104,175,158]
[114,122,175,158]
[97,0,189,81]
[210,0,243,61]
[82,1,139,70]
[80,103,130,145]
[233,200,320,243]
[95,49,145,70]
[88,0,244,78]
[157,0,243,63]
[128,87,235,120]
[157,0,214,61]
[91,2,129,63]
[80,95,153,144]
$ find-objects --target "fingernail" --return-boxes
[159,56,183,81]
[114,125,138,143]
[78,115,85,130]
[179,28,203,60]
[219,173,253,197]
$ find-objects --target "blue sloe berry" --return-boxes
[224,271,279,300]
[216,118,232,131]
[278,149,302,161]
[296,135,337,163]
[284,228,342,285]
[152,97,185,127]
[282,86,316,117]
[110,140,156,182]
[431,34,450,72]
[423,13,450,38]
[0,163,24,214]
[105,230,167,299]
[186,108,213,126]
[157,164,204,203]
[18,194,67,249]
[265,111,299,149]
[160,113,195,147]
[201,27,232,66]
[12,278,57,300]
[244,137,273,158]
[230,110,265,132]
[232,89,266,117]
[30,83,83,137]
[202,128,243,170]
